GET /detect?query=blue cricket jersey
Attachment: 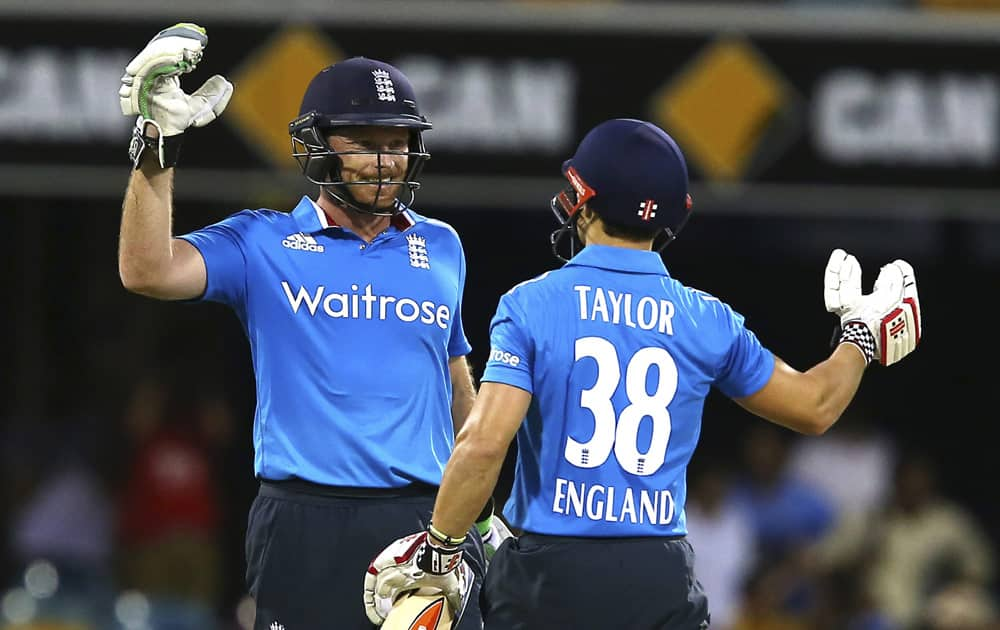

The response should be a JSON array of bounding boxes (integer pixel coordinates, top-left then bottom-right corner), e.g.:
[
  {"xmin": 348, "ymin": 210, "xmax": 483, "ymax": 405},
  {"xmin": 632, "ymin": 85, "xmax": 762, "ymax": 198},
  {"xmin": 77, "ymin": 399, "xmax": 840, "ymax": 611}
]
[
  {"xmin": 482, "ymin": 245, "xmax": 774, "ymax": 537},
  {"xmin": 178, "ymin": 196, "xmax": 471, "ymax": 488}
]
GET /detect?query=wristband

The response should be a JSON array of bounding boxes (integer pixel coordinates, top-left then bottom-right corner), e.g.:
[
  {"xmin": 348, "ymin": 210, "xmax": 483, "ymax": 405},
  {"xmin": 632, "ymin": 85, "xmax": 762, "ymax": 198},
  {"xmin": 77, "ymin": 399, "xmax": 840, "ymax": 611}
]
[
  {"xmin": 475, "ymin": 496, "xmax": 495, "ymax": 536},
  {"xmin": 416, "ymin": 534, "xmax": 464, "ymax": 575},
  {"xmin": 129, "ymin": 118, "xmax": 183, "ymax": 169},
  {"xmin": 427, "ymin": 523, "xmax": 466, "ymax": 548},
  {"xmin": 839, "ymin": 321, "xmax": 875, "ymax": 365}
]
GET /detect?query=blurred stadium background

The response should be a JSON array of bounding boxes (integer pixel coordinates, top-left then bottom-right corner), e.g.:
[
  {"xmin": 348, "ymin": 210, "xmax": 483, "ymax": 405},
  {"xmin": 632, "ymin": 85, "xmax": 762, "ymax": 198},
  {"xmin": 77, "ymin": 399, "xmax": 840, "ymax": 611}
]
[{"xmin": 1, "ymin": 1, "xmax": 998, "ymax": 628}]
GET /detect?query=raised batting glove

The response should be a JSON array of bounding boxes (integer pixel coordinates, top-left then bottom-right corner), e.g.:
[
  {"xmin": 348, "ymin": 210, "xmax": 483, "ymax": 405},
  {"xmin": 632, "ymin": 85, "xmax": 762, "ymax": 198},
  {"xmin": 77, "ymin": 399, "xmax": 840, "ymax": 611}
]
[
  {"xmin": 824, "ymin": 249, "xmax": 921, "ymax": 366},
  {"xmin": 364, "ymin": 531, "xmax": 471, "ymax": 626},
  {"xmin": 119, "ymin": 23, "xmax": 233, "ymax": 169}
]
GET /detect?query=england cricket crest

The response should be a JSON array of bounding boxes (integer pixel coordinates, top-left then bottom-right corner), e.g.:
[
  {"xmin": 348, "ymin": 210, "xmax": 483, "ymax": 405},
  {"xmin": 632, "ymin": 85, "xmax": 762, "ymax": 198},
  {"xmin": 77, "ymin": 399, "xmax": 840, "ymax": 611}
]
[
  {"xmin": 373, "ymin": 68, "xmax": 396, "ymax": 102},
  {"xmin": 406, "ymin": 233, "xmax": 430, "ymax": 269}
]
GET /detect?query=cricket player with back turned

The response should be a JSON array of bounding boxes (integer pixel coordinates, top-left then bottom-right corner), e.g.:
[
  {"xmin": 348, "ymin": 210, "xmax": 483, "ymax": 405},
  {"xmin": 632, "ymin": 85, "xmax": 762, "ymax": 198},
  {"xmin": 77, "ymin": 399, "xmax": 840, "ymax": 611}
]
[{"xmin": 365, "ymin": 118, "xmax": 922, "ymax": 629}]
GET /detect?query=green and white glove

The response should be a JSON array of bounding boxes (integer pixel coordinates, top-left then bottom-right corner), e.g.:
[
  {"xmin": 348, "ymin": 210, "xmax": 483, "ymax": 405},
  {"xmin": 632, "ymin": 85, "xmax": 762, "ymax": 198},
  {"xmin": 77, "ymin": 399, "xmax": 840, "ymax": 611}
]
[
  {"xmin": 119, "ymin": 22, "xmax": 233, "ymax": 169},
  {"xmin": 475, "ymin": 497, "xmax": 516, "ymax": 563}
]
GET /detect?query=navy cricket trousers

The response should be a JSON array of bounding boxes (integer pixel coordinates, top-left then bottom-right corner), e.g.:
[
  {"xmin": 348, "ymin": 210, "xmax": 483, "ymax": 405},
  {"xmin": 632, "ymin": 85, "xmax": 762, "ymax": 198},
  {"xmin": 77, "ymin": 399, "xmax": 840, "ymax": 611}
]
[
  {"xmin": 245, "ymin": 479, "xmax": 485, "ymax": 630},
  {"xmin": 482, "ymin": 533, "xmax": 710, "ymax": 630}
]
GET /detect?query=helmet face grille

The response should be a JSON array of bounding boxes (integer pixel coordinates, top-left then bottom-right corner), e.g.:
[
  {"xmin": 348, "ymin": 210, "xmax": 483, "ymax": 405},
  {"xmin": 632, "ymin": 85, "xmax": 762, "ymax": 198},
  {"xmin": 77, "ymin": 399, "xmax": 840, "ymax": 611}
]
[
  {"xmin": 290, "ymin": 125, "xmax": 430, "ymax": 216},
  {"xmin": 551, "ymin": 167, "xmax": 596, "ymax": 224},
  {"xmin": 548, "ymin": 167, "xmax": 597, "ymax": 263}
]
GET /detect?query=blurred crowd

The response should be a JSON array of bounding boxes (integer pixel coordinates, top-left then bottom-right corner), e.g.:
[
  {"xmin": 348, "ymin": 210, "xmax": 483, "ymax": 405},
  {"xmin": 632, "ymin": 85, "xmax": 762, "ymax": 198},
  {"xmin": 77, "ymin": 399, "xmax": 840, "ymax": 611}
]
[
  {"xmin": 0, "ymin": 376, "xmax": 252, "ymax": 630},
  {"xmin": 1, "ymin": 376, "xmax": 996, "ymax": 629},
  {"xmin": 686, "ymin": 420, "xmax": 998, "ymax": 630}
]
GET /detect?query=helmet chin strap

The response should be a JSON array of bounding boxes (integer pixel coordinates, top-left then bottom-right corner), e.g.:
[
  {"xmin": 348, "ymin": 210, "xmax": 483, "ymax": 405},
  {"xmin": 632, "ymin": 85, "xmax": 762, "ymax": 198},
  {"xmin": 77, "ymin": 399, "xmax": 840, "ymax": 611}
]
[{"xmin": 651, "ymin": 228, "xmax": 676, "ymax": 253}]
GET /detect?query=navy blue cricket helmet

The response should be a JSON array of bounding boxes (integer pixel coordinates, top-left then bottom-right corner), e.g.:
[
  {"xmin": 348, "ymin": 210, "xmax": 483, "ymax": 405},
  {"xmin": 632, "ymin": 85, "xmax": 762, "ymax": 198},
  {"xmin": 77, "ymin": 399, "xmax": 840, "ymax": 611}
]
[
  {"xmin": 289, "ymin": 57, "xmax": 432, "ymax": 215},
  {"xmin": 551, "ymin": 118, "xmax": 693, "ymax": 261}
]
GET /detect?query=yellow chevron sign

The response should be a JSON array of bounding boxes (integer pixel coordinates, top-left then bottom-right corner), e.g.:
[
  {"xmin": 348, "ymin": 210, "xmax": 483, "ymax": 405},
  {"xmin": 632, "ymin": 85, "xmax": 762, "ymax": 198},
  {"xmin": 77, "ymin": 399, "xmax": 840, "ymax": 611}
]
[
  {"xmin": 651, "ymin": 38, "xmax": 799, "ymax": 181},
  {"xmin": 226, "ymin": 27, "xmax": 344, "ymax": 168}
]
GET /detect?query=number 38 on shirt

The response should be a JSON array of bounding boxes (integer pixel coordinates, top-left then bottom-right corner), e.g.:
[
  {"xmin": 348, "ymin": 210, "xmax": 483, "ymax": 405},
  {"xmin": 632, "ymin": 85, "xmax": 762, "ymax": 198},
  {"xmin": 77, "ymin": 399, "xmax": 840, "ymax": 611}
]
[{"xmin": 566, "ymin": 337, "xmax": 677, "ymax": 477}]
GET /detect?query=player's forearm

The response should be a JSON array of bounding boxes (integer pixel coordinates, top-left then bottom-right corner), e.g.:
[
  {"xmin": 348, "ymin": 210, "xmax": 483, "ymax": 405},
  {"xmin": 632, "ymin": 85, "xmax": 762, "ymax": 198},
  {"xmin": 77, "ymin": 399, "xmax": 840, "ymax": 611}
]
[
  {"xmin": 741, "ymin": 346, "xmax": 867, "ymax": 436},
  {"xmin": 451, "ymin": 387, "xmax": 475, "ymax": 435},
  {"xmin": 450, "ymin": 357, "xmax": 477, "ymax": 434},
  {"xmin": 435, "ymin": 382, "xmax": 528, "ymax": 538},
  {"xmin": 432, "ymin": 438, "xmax": 506, "ymax": 540},
  {"xmin": 803, "ymin": 344, "xmax": 867, "ymax": 432},
  {"xmin": 119, "ymin": 162, "xmax": 177, "ymax": 293}
]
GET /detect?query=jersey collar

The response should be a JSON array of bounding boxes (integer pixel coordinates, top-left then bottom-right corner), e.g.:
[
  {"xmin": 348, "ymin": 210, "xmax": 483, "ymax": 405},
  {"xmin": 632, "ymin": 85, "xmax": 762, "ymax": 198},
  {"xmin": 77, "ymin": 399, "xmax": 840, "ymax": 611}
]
[
  {"xmin": 564, "ymin": 244, "xmax": 669, "ymax": 276},
  {"xmin": 291, "ymin": 196, "xmax": 419, "ymax": 234}
]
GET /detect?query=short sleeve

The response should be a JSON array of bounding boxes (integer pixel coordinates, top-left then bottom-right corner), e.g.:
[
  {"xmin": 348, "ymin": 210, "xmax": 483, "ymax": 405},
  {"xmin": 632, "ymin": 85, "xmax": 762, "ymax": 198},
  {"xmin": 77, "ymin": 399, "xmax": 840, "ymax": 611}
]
[
  {"xmin": 177, "ymin": 210, "xmax": 255, "ymax": 307},
  {"xmin": 714, "ymin": 307, "xmax": 775, "ymax": 399},
  {"xmin": 481, "ymin": 292, "xmax": 534, "ymax": 393}
]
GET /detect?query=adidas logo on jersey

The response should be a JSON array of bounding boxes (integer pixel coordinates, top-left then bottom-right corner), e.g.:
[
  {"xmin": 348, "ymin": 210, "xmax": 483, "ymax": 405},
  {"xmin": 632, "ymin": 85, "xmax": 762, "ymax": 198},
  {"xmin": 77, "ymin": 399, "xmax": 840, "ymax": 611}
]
[
  {"xmin": 406, "ymin": 233, "xmax": 430, "ymax": 269},
  {"xmin": 282, "ymin": 232, "xmax": 325, "ymax": 253}
]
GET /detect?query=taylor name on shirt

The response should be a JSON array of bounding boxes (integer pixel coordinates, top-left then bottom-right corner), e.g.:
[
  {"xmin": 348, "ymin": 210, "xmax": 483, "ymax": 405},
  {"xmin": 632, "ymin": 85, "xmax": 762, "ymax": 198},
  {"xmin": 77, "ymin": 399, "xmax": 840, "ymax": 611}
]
[{"xmin": 574, "ymin": 285, "xmax": 675, "ymax": 334}]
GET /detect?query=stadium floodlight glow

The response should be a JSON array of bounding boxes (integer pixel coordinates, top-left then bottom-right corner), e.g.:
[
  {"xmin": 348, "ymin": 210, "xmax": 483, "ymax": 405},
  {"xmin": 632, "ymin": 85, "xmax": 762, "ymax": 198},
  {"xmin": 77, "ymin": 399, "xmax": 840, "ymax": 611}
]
[{"xmin": 23, "ymin": 560, "xmax": 58, "ymax": 599}]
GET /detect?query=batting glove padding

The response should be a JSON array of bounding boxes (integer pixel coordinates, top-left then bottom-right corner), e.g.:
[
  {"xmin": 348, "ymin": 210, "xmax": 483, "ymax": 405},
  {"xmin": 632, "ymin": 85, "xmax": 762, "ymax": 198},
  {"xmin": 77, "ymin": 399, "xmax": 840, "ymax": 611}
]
[
  {"xmin": 824, "ymin": 249, "xmax": 921, "ymax": 366},
  {"xmin": 364, "ymin": 531, "xmax": 471, "ymax": 626},
  {"xmin": 824, "ymin": 248, "xmax": 863, "ymax": 316},
  {"xmin": 119, "ymin": 23, "xmax": 233, "ymax": 168}
]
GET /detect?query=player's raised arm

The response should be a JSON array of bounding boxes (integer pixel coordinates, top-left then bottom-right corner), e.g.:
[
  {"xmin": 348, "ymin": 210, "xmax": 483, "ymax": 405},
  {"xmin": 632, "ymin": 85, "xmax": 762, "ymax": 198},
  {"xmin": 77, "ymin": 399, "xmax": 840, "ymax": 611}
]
[
  {"xmin": 117, "ymin": 23, "xmax": 232, "ymax": 300},
  {"xmin": 736, "ymin": 249, "xmax": 921, "ymax": 435}
]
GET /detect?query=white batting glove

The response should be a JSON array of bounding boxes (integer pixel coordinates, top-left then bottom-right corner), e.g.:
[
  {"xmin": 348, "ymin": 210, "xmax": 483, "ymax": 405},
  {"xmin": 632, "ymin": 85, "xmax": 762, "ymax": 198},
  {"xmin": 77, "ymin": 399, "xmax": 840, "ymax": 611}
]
[
  {"xmin": 119, "ymin": 23, "xmax": 233, "ymax": 168},
  {"xmin": 824, "ymin": 249, "xmax": 922, "ymax": 366},
  {"xmin": 824, "ymin": 248, "xmax": 863, "ymax": 316},
  {"xmin": 363, "ymin": 531, "xmax": 471, "ymax": 626}
]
